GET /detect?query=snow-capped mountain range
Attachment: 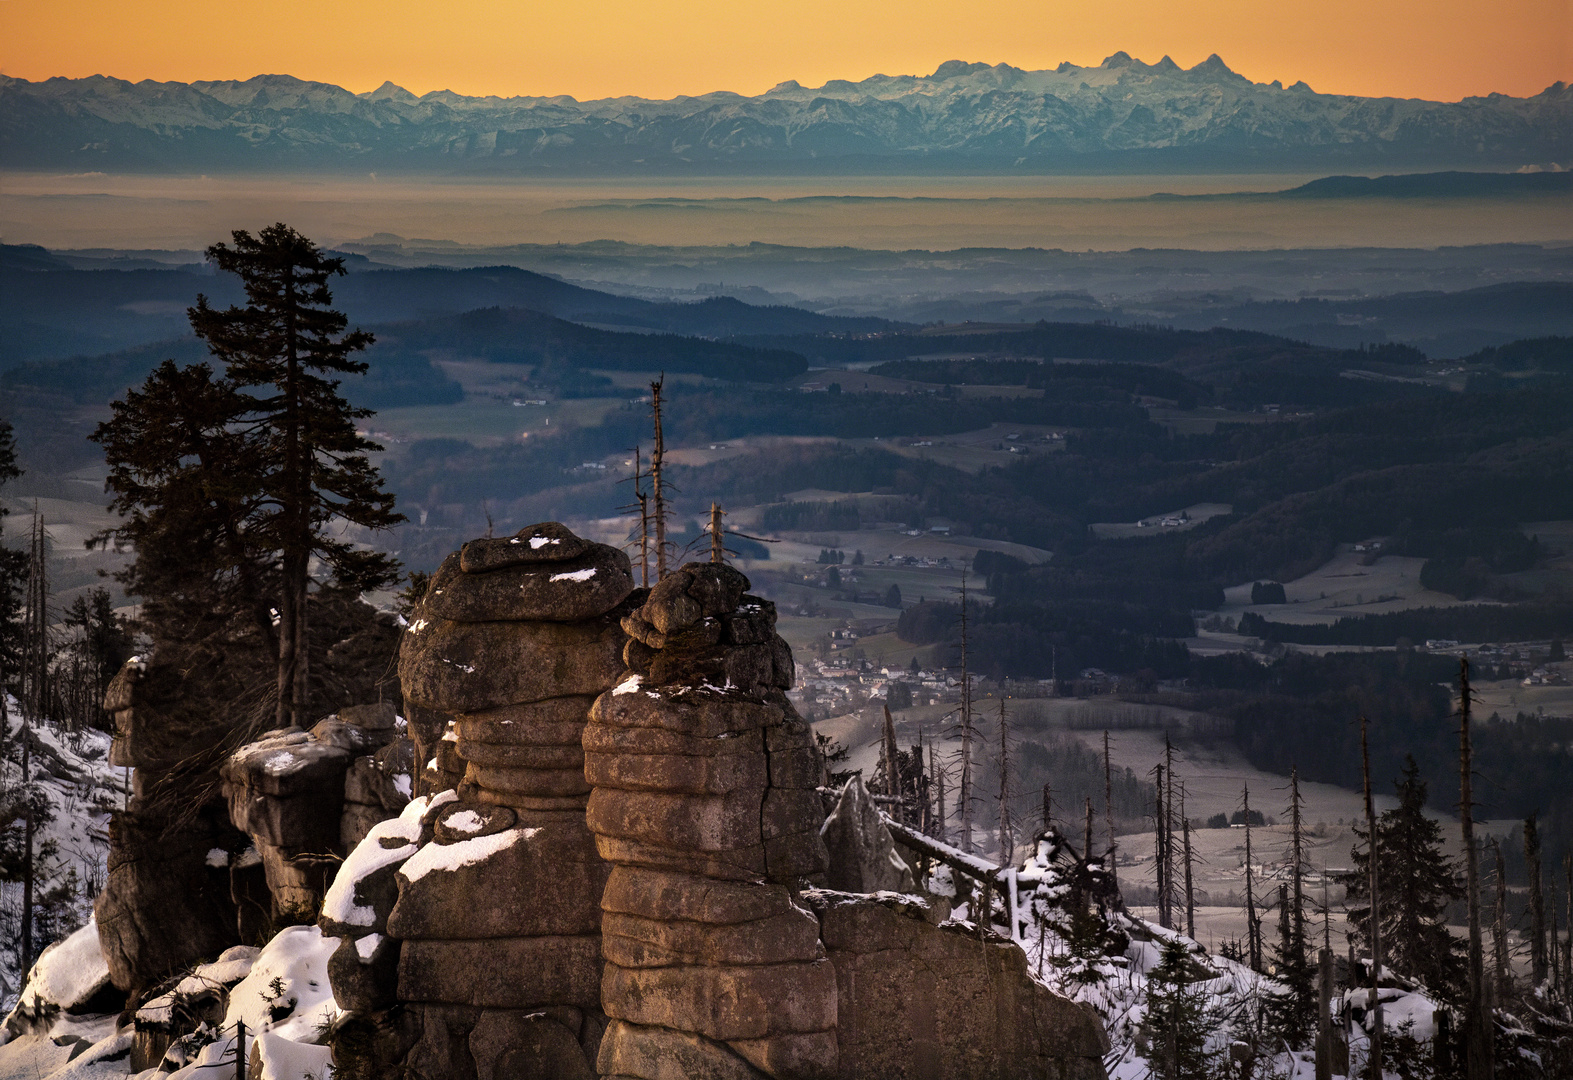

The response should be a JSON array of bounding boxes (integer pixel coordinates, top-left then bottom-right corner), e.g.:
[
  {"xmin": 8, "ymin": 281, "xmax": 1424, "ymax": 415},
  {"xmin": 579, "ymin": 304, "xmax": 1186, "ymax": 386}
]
[{"xmin": 2, "ymin": 54, "xmax": 1568, "ymax": 173}]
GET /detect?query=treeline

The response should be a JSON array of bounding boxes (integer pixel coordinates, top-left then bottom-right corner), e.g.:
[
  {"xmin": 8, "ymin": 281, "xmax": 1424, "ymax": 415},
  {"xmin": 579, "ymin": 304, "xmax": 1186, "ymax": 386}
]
[
  {"xmin": 1237, "ymin": 602, "xmax": 1573, "ymax": 647},
  {"xmin": 658, "ymin": 386, "xmax": 1153, "ymax": 442},
  {"xmin": 869, "ymin": 357, "xmax": 1208, "ymax": 405},
  {"xmin": 760, "ymin": 500, "xmax": 862, "ymax": 532},
  {"xmin": 1184, "ymin": 650, "xmax": 1573, "ymax": 868},
  {"xmin": 0, "ymin": 335, "xmax": 464, "ymax": 409},
  {"xmin": 896, "ymin": 598, "xmax": 1193, "ymax": 681},
  {"xmin": 1461, "ymin": 335, "xmax": 1573, "ymax": 371},
  {"xmin": 371, "ymin": 306, "xmax": 809, "ymax": 382}
]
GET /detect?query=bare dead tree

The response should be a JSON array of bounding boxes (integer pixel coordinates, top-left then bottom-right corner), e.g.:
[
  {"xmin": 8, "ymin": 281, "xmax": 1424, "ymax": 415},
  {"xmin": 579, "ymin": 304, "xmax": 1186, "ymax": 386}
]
[
  {"xmin": 1550, "ymin": 878, "xmax": 1561, "ymax": 994},
  {"xmin": 932, "ymin": 737, "xmax": 947, "ymax": 844},
  {"xmin": 1155, "ymin": 763, "xmax": 1170, "ymax": 929},
  {"xmin": 1291, "ymin": 766, "xmax": 1308, "ymax": 964},
  {"xmin": 1492, "ymin": 839, "xmax": 1512, "ymax": 1004},
  {"xmin": 997, "ymin": 697, "xmax": 1013, "ymax": 864},
  {"xmin": 1103, "ymin": 730, "xmax": 1117, "ymax": 889},
  {"xmin": 1181, "ymin": 784, "xmax": 1195, "ymax": 939},
  {"xmin": 1359, "ymin": 715, "xmax": 1383, "ymax": 1080},
  {"xmin": 649, "ymin": 377, "xmax": 669, "ymax": 580},
  {"xmin": 1565, "ymin": 855, "xmax": 1572, "ymax": 992},
  {"xmin": 1042, "ymin": 781, "xmax": 1052, "ymax": 832},
  {"xmin": 1526, "ymin": 813, "xmax": 1548, "ymax": 986},
  {"xmin": 1243, "ymin": 782, "xmax": 1260, "ymax": 970},
  {"xmin": 1459, "ymin": 660, "xmax": 1495, "ymax": 1080},
  {"xmin": 709, "ymin": 503, "xmax": 725, "ymax": 565},
  {"xmin": 1163, "ymin": 734, "xmax": 1177, "ymax": 929},
  {"xmin": 956, "ymin": 573, "xmax": 974, "ymax": 854}
]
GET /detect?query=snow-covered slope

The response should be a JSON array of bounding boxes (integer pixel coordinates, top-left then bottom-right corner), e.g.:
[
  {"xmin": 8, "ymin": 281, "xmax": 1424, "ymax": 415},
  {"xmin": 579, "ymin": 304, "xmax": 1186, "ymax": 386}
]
[{"xmin": 3, "ymin": 55, "xmax": 1567, "ymax": 172}]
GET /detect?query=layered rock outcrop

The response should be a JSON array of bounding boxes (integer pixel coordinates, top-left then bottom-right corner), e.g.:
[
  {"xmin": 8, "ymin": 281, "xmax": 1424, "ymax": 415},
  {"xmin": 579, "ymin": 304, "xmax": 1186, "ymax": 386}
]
[
  {"xmin": 95, "ymin": 658, "xmax": 254, "ymax": 997},
  {"xmin": 219, "ymin": 705, "xmax": 405, "ymax": 922},
  {"xmin": 375, "ymin": 523, "xmax": 636, "ymax": 1078},
  {"xmin": 586, "ymin": 561, "xmax": 837, "ymax": 1080},
  {"xmin": 804, "ymin": 891, "xmax": 1110, "ymax": 1080}
]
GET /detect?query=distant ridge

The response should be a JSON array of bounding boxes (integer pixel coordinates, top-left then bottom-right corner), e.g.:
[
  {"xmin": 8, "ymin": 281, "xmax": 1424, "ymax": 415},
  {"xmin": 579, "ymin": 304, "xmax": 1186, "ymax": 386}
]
[
  {"xmin": 1283, "ymin": 171, "xmax": 1573, "ymax": 198},
  {"xmin": 0, "ymin": 58, "xmax": 1568, "ymax": 174}
]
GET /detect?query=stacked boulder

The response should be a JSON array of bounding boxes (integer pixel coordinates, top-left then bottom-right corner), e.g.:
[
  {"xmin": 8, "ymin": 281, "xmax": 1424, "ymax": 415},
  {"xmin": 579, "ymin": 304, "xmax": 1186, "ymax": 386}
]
[
  {"xmin": 219, "ymin": 706, "xmax": 405, "ymax": 923},
  {"xmin": 585, "ymin": 561, "xmax": 837, "ymax": 1080},
  {"xmin": 387, "ymin": 523, "xmax": 635, "ymax": 1078}
]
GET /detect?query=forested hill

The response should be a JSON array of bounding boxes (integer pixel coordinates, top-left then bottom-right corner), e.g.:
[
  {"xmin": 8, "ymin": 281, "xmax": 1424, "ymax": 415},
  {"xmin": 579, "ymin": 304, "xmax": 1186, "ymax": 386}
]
[{"xmin": 0, "ymin": 252, "xmax": 903, "ymax": 367}]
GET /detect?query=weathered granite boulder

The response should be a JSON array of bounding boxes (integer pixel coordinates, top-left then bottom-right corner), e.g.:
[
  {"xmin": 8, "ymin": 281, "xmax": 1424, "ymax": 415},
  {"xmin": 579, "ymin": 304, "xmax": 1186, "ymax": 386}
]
[
  {"xmin": 388, "ymin": 814, "xmax": 608, "ymax": 940},
  {"xmin": 425, "ymin": 545, "xmax": 636, "ymax": 623},
  {"xmin": 819, "ymin": 775, "xmax": 917, "ymax": 895},
  {"xmin": 400, "ymin": 614, "xmax": 630, "ymax": 713},
  {"xmin": 386, "ymin": 524, "xmax": 630, "ymax": 1080},
  {"xmin": 803, "ymin": 890, "xmax": 1110, "ymax": 1080},
  {"xmin": 459, "ymin": 521, "xmax": 593, "ymax": 573},
  {"xmin": 598, "ymin": 1020, "xmax": 769, "ymax": 1080},
  {"xmin": 588, "ymin": 560, "xmax": 836, "ymax": 1079},
  {"xmin": 94, "ymin": 803, "xmax": 245, "ymax": 995}
]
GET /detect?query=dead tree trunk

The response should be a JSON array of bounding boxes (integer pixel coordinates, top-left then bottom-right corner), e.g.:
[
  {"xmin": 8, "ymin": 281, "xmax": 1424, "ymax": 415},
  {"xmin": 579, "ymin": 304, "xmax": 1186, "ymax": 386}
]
[
  {"xmin": 957, "ymin": 575, "xmax": 974, "ymax": 854},
  {"xmin": 1492, "ymin": 840, "xmax": 1511, "ymax": 1004},
  {"xmin": 1155, "ymin": 764, "xmax": 1170, "ymax": 929},
  {"xmin": 649, "ymin": 378, "xmax": 668, "ymax": 580},
  {"xmin": 997, "ymin": 698, "xmax": 1012, "ymax": 864},
  {"xmin": 1103, "ymin": 730, "xmax": 1117, "ymax": 889},
  {"xmin": 1163, "ymin": 735, "xmax": 1176, "ymax": 927},
  {"xmin": 1316, "ymin": 945, "xmax": 1335, "ymax": 1080},
  {"xmin": 709, "ymin": 503, "xmax": 725, "ymax": 565},
  {"xmin": 1459, "ymin": 659, "xmax": 1495, "ymax": 1080},
  {"xmin": 1244, "ymin": 782, "xmax": 1260, "ymax": 970},
  {"xmin": 1360, "ymin": 715, "xmax": 1383, "ymax": 1080},
  {"xmin": 1525, "ymin": 813, "xmax": 1547, "ymax": 987},
  {"xmin": 1291, "ymin": 767, "xmax": 1308, "ymax": 963},
  {"xmin": 1181, "ymin": 785, "xmax": 1195, "ymax": 939},
  {"xmin": 933, "ymin": 740, "xmax": 947, "ymax": 844}
]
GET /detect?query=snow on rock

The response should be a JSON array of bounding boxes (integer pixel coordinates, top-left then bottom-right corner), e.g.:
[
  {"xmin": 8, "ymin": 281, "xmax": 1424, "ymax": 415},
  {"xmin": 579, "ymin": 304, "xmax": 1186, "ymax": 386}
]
[
  {"xmin": 398, "ymin": 827, "xmax": 536, "ymax": 884},
  {"xmin": 548, "ymin": 568, "xmax": 596, "ymax": 583},
  {"xmin": 9, "ymin": 918, "xmax": 108, "ymax": 1022},
  {"xmin": 134, "ymin": 946, "xmax": 259, "ymax": 1027},
  {"xmin": 163, "ymin": 925, "xmax": 341, "ymax": 1080},
  {"xmin": 319, "ymin": 815, "xmax": 421, "ymax": 928},
  {"xmin": 254, "ymin": 1029, "xmax": 334, "ymax": 1080}
]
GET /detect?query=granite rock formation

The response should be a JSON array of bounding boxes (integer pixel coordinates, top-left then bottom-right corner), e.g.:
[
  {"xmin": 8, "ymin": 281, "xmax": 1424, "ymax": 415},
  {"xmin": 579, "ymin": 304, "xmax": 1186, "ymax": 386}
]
[
  {"xmin": 219, "ymin": 705, "xmax": 405, "ymax": 923},
  {"xmin": 370, "ymin": 523, "xmax": 636, "ymax": 1079},
  {"xmin": 804, "ymin": 891, "xmax": 1110, "ymax": 1080},
  {"xmin": 586, "ymin": 560, "xmax": 836, "ymax": 1079},
  {"xmin": 94, "ymin": 657, "xmax": 254, "ymax": 996}
]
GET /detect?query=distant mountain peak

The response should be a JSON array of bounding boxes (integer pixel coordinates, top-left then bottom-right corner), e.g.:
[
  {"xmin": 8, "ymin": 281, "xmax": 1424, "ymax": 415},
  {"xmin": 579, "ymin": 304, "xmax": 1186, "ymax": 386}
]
[
  {"xmin": 1189, "ymin": 54, "xmax": 1247, "ymax": 82},
  {"xmin": 364, "ymin": 80, "xmax": 418, "ymax": 103},
  {"xmin": 930, "ymin": 60, "xmax": 993, "ymax": 80},
  {"xmin": 3, "ymin": 61, "xmax": 1564, "ymax": 173}
]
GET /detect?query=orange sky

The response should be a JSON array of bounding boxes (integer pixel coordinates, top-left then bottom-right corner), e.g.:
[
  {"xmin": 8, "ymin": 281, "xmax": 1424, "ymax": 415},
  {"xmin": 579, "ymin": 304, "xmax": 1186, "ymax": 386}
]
[{"xmin": 1, "ymin": 0, "xmax": 1568, "ymax": 103}]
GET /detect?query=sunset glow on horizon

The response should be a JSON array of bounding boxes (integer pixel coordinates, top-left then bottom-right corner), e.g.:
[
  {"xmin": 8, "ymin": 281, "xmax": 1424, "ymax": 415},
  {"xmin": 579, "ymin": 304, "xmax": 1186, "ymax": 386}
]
[{"xmin": 1, "ymin": 0, "xmax": 1568, "ymax": 104}]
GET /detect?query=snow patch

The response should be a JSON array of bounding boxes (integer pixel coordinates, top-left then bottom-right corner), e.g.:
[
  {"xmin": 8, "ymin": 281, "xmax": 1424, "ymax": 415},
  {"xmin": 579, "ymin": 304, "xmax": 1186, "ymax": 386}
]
[
  {"xmin": 399, "ymin": 828, "xmax": 537, "ymax": 884},
  {"xmin": 549, "ymin": 568, "xmax": 596, "ymax": 583},
  {"xmin": 442, "ymin": 810, "xmax": 486, "ymax": 835},
  {"xmin": 205, "ymin": 848, "xmax": 229, "ymax": 869},
  {"xmin": 354, "ymin": 934, "xmax": 383, "ymax": 963},
  {"xmin": 14, "ymin": 918, "xmax": 108, "ymax": 1015},
  {"xmin": 612, "ymin": 675, "xmax": 643, "ymax": 696},
  {"xmin": 529, "ymin": 536, "xmax": 559, "ymax": 549},
  {"xmin": 320, "ymin": 817, "xmax": 420, "ymax": 927}
]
